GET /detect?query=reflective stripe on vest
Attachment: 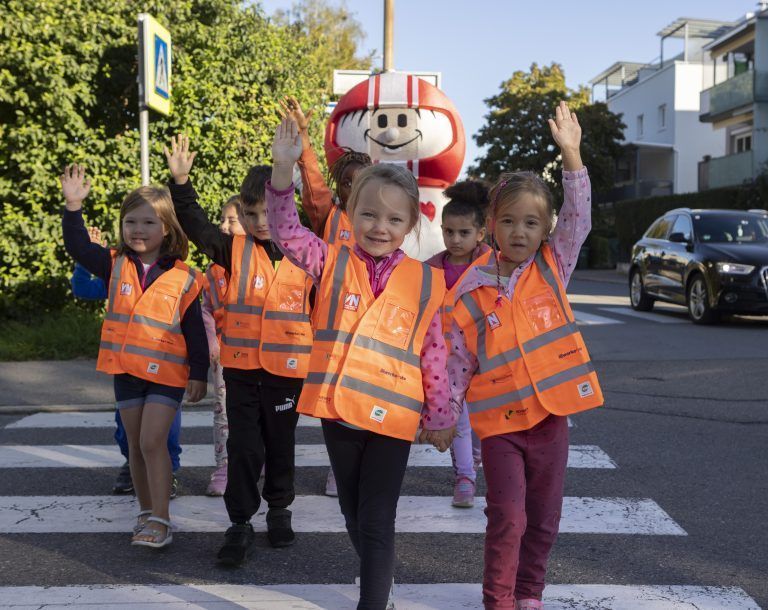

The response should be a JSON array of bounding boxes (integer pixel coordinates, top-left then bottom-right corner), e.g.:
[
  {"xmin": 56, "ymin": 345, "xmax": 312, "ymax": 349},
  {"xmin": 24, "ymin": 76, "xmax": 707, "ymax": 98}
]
[
  {"xmin": 324, "ymin": 206, "xmax": 354, "ymax": 247},
  {"xmin": 219, "ymin": 235, "xmax": 312, "ymax": 375}
]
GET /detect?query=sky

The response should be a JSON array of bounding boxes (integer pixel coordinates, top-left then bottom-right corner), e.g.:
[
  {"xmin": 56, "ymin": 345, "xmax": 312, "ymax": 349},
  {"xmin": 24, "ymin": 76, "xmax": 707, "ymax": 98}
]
[{"xmin": 258, "ymin": 0, "xmax": 744, "ymax": 173}]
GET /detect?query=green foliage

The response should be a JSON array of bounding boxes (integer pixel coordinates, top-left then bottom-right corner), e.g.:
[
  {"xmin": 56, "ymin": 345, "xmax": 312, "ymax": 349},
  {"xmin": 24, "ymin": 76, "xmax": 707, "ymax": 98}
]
[
  {"xmin": 0, "ymin": 0, "xmax": 335, "ymax": 311},
  {"xmin": 469, "ymin": 63, "xmax": 625, "ymax": 202}
]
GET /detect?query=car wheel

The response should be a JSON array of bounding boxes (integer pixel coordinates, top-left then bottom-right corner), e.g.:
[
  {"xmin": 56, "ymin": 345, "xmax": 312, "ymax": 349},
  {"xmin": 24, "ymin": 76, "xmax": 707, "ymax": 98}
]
[
  {"xmin": 686, "ymin": 275, "xmax": 720, "ymax": 325},
  {"xmin": 629, "ymin": 269, "xmax": 654, "ymax": 311}
]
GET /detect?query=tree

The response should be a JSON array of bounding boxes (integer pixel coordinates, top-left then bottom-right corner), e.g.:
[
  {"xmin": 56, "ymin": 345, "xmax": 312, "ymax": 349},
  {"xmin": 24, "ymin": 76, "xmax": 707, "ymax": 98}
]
[
  {"xmin": 0, "ymin": 0, "xmax": 341, "ymax": 315},
  {"xmin": 469, "ymin": 63, "xmax": 625, "ymax": 202}
]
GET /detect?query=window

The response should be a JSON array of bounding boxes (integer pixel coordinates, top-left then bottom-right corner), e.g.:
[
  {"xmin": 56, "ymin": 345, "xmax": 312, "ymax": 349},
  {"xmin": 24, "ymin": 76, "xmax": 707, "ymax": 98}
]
[
  {"xmin": 637, "ymin": 114, "xmax": 644, "ymax": 138},
  {"xmin": 733, "ymin": 132, "xmax": 752, "ymax": 153},
  {"xmin": 646, "ymin": 215, "xmax": 674, "ymax": 239},
  {"xmin": 671, "ymin": 214, "xmax": 692, "ymax": 241},
  {"xmin": 658, "ymin": 104, "xmax": 666, "ymax": 130},
  {"xmin": 693, "ymin": 213, "xmax": 768, "ymax": 243}
]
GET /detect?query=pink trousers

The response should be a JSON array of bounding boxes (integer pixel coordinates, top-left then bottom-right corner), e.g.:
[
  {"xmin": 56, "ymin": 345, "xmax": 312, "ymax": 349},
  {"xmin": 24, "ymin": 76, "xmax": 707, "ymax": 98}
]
[{"xmin": 480, "ymin": 414, "xmax": 569, "ymax": 609}]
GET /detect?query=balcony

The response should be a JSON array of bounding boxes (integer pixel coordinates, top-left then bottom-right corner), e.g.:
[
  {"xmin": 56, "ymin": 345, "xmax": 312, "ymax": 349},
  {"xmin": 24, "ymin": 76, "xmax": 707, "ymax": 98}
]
[
  {"xmin": 698, "ymin": 150, "xmax": 753, "ymax": 190},
  {"xmin": 699, "ymin": 69, "xmax": 768, "ymax": 122}
]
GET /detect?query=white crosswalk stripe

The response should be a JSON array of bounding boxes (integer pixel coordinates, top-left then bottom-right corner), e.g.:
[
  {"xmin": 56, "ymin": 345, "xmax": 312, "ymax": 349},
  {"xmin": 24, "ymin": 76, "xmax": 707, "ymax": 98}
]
[{"xmin": 0, "ymin": 410, "xmax": 760, "ymax": 609}]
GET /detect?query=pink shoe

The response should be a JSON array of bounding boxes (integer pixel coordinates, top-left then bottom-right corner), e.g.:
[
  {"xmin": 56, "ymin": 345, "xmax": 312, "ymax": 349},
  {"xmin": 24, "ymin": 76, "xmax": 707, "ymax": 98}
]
[
  {"xmin": 516, "ymin": 599, "xmax": 544, "ymax": 609},
  {"xmin": 206, "ymin": 464, "xmax": 227, "ymax": 496},
  {"xmin": 451, "ymin": 476, "xmax": 475, "ymax": 508}
]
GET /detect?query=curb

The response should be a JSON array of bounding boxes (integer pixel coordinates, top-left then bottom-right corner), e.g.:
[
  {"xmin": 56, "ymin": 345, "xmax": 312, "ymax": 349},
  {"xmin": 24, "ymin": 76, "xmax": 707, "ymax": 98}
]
[{"xmin": 0, "ymin": 398, "xmax": 216, "ymax": 416}]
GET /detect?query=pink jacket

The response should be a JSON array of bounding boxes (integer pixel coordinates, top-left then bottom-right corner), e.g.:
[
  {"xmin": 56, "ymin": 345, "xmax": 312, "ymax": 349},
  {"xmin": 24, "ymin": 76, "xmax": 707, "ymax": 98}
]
[{"xmin": 266, "ymin": 181, "xmax": 455, "ymax": 431}]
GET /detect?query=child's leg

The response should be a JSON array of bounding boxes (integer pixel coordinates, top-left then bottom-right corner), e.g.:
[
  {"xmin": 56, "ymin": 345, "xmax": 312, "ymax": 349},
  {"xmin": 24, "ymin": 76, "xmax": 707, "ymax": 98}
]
[
  {"xmin": 514, "ymin": 415, "xmax": 569, "ymax": 602},
  {"xmin": 481, "ymin": 432, "xmax": 527, "ymax": 610},
  {"xmin": 450, "ymin": 405, "xmax": 476, "ymax": 481},
  {"xmin": 114, "ymin": 410, "xmax": 129, "ymax": 461},
  {"xmin": 259, "ymin": 384, "xmax": 300, "ymax": 509},
  {"xmin": 212, "ymin": 361, "xmax": 228, "ymax": 467},
  {"xmin": 167, "ymin": 409, "xmax": 182, "ymax": 473},
  {"xmin": 357, "ymin": 431, "xmax": 411, "ymax": 609},
  {"xmin": 118, "ymin": 405, "xmax": 149, "ymax": 509}
]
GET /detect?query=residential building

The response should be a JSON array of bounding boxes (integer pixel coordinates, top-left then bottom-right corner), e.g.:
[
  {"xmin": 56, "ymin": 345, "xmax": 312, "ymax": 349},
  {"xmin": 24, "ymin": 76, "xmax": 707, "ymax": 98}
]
[{"xmin": 590, "ymin": 18, "xmax": 734, "ymax": 202}]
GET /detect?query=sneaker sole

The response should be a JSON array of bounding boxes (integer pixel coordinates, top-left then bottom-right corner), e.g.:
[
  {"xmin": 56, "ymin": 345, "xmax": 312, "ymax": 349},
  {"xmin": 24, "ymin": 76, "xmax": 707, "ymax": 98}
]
[
  {"xmin": 113, "ymin": 488, "xmax": 134, "ymax": 495},
  {"xmin": 452, "ymin": 500, "xmax": 475, "ymax": 508}
]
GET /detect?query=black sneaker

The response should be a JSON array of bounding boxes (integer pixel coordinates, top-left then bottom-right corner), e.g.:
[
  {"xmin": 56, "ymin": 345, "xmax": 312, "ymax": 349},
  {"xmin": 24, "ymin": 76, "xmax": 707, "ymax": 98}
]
[
  {"xmin": 266, "ymin": 508, "xmax": 295, "ymax": 548},
  {"xmin": 112, "ymin": 462, "xmax": 134, "ymax": 495},
  {"xmin": 217, "ymin": 523, "xmax": 256, "ymax": 567},
  {"xmin": 170, "ymin": 474, "xmax": 179, "ymax": 500}
]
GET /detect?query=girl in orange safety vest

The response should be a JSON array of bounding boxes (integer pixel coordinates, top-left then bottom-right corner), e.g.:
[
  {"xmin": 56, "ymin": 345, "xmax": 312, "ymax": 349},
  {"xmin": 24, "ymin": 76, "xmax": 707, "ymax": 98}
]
[
  {"xmin": 268, "ymin": 117, "xmax": 456, "ymax": 610},
  {"xmin": 201, "ymin": 196, "xmax": 245, "ymax": 497},
  {"xmin": 447, "ymin": 102, "xmax": 603, "ymax": 610},
  {"xmin": 425, "ymin": 180, "xmax": 492, "ymax": 510},
  {"xmin": 61, "ymin": 165, "xmax": 208, "ymax": 550}
]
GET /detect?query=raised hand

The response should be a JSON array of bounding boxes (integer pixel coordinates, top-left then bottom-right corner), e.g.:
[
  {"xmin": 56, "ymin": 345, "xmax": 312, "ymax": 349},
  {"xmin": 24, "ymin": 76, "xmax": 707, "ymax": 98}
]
[
  {"xmin": 279, "ymin": 96, "xmax": 313, "ymax": 133},
  {"xmin": 60, "ymin": 164, "xmax": 91, "ymax": 211},
  {"xmin": 163, "ymin": 134, "xmax": 197, "ymax": 184},
  {"xmin": 548, "ymin": 101, "xmax": 583, "ymax": 171},
  {"xmin": 272, "ymin": 117, "xmax": 303, "ymax": 168}
]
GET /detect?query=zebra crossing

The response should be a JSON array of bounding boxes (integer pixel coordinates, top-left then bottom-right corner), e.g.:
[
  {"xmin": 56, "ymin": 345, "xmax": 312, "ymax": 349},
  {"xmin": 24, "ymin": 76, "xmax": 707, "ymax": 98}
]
[
  {"xmin": 567, "ymin": 294, "xmax": 689, "ymax": 326},
  {"xmin": 0, "ymin": 409, "xmax": 761, "ymax": 609}
]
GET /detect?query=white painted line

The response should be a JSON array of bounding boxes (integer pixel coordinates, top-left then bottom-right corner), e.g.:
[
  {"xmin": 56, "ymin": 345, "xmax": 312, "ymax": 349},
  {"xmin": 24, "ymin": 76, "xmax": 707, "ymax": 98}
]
[
  {"xmin": 0, "ymin": 583, "xmax": 757, "ymax": 609},
  {"xmin": 0, "ymin": 444, "xmax": 614, "ymax": 469},
  {"xmin": 573, "ymin": 309, "xmax": 624, "ymax": 326},
  {"xmin": 6, "ymin": 412, "xmax": 320, "ymax": 429},
  {"xmin": 599, "ymin": 306, "xmax": 687, "ymax": 324},
  {"xmin": 0, "ymin": 495, "xmax": 685, "ymax": 535},
  {"xmin": 568, "ymin": 294, "xmax": 631, "ymax": 306}
]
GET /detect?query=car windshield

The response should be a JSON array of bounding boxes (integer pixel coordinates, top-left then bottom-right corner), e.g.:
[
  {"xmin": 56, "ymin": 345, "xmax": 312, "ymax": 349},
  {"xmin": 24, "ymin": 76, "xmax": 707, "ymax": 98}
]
[{"xmin": 693, "ymin": 214, "xmax": 768, "ymax": 243}]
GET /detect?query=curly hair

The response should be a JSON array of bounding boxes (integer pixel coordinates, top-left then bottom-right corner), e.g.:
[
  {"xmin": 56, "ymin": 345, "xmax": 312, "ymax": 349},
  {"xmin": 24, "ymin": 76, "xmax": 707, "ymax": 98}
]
[{"xmin": 327, "ymin": 148, "xmax": 372, "ymax": 198}]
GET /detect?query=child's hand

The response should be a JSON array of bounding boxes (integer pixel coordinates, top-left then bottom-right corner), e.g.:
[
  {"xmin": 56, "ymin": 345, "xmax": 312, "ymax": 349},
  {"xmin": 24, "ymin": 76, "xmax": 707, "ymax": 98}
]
[
  {"xmin": 279, "ymin": 96, "xmax": 313, "ymax": 133},
  {"xmin": 60, "ymin": 164, "xmax": 91, "ymax": 211},
  {"xmin": 185, "ymin": 379, "xmax": 207, "ymax": 403},
  {"xmin": 548, "ymin": 101, "xmax": 583, "ymax": 171},
  {"xmin": 271, "ymin": 117, "xmax": 302, "ymax": 191},
  {"xmin": 419, "ymin": 426, "xmax": 456, "ymax": 452},
  {"xmin": 87, "ymin": 226, "xmax": 105, "ymax": 246},
  {"xmin": 163, "ymin": 134, "xmax": 197, "ymax": 185}
]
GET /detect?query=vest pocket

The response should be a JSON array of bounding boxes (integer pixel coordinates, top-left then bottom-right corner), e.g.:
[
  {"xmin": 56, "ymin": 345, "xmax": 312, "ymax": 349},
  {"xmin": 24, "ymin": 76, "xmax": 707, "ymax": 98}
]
[
  {"xmin": 138, "ymin": 289, "xmax": 178, "ymax": 325},
  {"xmin": 277, "ymin": 283, "xmax": 305, "ymax": 312},
  {"xmin": 372, "ymin": 300, "xmax": 415, "ymax": 350},
  {"xmin": 521, "ymin": 291, "xmax": 563, "ymax": 334}
]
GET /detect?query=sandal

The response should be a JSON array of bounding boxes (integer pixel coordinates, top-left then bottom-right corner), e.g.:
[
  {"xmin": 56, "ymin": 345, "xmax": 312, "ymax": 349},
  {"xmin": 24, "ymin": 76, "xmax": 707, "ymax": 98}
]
[
  {"xmin": 131, "ymin": 516, "xmax": 173, "ymax": 548},
  {"xmin": 133, "ymin": 510, "xmax": 153, "ymax": 536}
]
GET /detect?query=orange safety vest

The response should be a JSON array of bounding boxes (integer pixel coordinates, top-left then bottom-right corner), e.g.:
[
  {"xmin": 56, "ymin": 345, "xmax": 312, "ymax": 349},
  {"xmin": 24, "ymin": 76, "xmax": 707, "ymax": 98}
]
[
  {"xmin": 323, "ymin": 206, "xmax": 355, "ymax": 248},
  {"xmin": 203, "ymin": 263, "xmax": 228, "ymax": 337},
  {"xmin": 452, "ymin": 245, "xmax": 603, "ymax": 439},
  {"xmin": 298, "ymin": 246, "xmax": 445, "ymax": 440},
  {"xmin": 220, "ymin": 234, "xmax": 313, "ymax": 377},
  {"xmin": 97, "ymin": 253, "xmax": 203, "ymax": 388}
]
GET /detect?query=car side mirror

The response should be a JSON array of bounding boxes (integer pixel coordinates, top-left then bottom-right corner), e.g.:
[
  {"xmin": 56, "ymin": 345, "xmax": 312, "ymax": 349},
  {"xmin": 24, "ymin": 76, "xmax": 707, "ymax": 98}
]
[{"xmin": 668, "ymin": 232, "xmax": 690, "ymax": 243}]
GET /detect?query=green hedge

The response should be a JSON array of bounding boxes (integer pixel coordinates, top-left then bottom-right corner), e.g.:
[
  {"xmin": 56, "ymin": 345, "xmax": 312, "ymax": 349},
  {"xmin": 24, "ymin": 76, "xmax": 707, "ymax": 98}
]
[{"xmin": 613, "ymin": 178, "xmax": 768, "ymax": 261}]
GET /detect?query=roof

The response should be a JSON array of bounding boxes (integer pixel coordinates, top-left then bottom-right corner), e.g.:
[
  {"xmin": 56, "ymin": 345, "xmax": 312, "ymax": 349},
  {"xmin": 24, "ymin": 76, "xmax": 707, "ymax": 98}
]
[
  {"xmin": 589, "ymin": 61, "xmax": 647, "ymax": 86},
  {"xmin": 657, "ymin": 18, "xmax": 735, "ymax": 40}
]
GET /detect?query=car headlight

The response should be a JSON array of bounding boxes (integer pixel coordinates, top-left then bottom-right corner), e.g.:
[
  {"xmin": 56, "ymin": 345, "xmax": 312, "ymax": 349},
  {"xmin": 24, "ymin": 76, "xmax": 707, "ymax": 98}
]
[{"xmin": 716, "ymin": 262, "xmax": 755, "ymax": 275}]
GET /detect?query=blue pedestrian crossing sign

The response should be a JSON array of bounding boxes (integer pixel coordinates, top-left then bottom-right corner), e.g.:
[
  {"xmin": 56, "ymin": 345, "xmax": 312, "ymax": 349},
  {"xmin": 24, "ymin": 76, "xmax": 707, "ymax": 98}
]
[{"xmin": 139, "ymin": 14, "xmax": 172, "ymax": 116}]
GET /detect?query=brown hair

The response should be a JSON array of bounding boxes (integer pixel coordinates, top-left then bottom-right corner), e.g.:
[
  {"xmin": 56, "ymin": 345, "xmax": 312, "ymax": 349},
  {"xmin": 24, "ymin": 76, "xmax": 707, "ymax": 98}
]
[
  {"xmin": 222, "ymin": 195, "xmax": 241, "ymax": 215},
  {"xmin": 346, "ymin": 164, "xmax": 421, "ymax": 231},
  {"xmin": 442, "ymin": 180, "xmax": 490, "ymax": 228},
  {"xmin": 117, "ymin": 186, "xmax": 189, "ymax": 260},
  {"xmin": 240, "ymin": 165, "xmax": 272, "ymax": 207},
  {"xmin": 487, "ymin": 171, "xmax": 555, "ymax": 234},
  {"xmin": 328, "ymin": 148, "xmax": 372, "ymax": 200}
]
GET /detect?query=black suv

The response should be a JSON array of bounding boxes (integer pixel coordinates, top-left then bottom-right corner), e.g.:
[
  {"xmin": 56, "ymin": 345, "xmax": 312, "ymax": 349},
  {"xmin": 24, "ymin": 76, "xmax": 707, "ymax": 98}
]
[{"xmin": 629, "ymin": 208, "xmax": 768, "ymax": 324}]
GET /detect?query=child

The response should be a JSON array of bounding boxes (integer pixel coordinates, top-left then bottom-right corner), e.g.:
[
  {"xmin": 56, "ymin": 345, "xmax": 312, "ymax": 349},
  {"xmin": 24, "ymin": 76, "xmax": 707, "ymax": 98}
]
[
  {"xmin": 447, "ymin": 102, "xmax": 603, "ymax": 610},
  {"xmin": 268, "ymin": 117, "xmax": 456, "ymax": 610},
  {"xmin": 61, "ymin": 165, "xmax": 208, "ymax": 549},
  {"xmin": 424, "ymin": 181, "xmax": 492, "ymax": 508},
  {"xmin": 164, "ymin": 135, "xmax": 312, "ymax": 566},
  {"xmin": 202, "ymin": 196, "xmax": 245, "ymax": 496},
  {"xmin": 281, "ymin": 98, "xmax": 372, "ymax": 497}
]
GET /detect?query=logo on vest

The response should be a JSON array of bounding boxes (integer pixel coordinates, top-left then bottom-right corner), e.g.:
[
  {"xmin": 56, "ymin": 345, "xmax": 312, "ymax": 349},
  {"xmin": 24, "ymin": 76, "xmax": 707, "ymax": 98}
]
[
  {"xmin": 370, "ymin": 405, "xmax": 387, "ymax": 423},
  {"xmin": 275, "ymin": 396, "xmax": 295, "ymax": 412},
  {"xmin": 253, "ymin": 275, "xmax": 265, "ymax": 289},
  {"xmin": 120, "ymin": 282, "xmax": 132, "ymax": 296},
  {"xmin": 286, "ymin": 357, "xmax": 298, "ymax": 370},
  {"xmin": 486, "ymin": 312, "xmax": 501, "ymax": 330},
  {"xmin": 344, "ymin": 293, "xmax": 361, "ymax": 311},
  {"xmin": 217, "ymin": 278, "xmax": 226, "ymax": 288},
  {"xmin": 146, "ymin": 362, "xmax": 160, "ymax": 375},
  {"xmin": 578, "ymin": 381, "xmax": 594, "ymax": 398},
  {"xmin": 339, "ymin": 229, "xmax": 351, "ymax": 241}
]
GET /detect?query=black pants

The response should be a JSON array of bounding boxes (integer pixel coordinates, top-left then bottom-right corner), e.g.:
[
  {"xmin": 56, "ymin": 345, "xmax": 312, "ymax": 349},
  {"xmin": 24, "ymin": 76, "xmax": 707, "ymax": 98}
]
[
  {"xmin": 223, "ymin": 368, "xmax": 301, "ymax": 524},
  {"xmin": 322, "ymin": 420, "xmax": 411, "ymax": 610}
]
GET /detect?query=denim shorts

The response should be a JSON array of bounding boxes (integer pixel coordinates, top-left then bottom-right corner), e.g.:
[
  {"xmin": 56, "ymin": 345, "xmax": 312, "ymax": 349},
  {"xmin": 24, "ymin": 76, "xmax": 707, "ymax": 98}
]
[{"xmin": 113, "ymin": 373, "xmax": 185, "ymax": 410}]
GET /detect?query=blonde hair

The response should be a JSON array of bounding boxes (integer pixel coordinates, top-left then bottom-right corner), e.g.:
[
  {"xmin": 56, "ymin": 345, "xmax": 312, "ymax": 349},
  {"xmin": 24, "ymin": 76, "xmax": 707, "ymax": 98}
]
[
  {"xmin": 117, "ymin": 186, "xmax": 189, "ymax": 260},
  {"xmin": 488, "ymin": 171, "xmax": 555, "ymax": 234},
  {"xmin": 346, "ymin": 164, "xmax": 421, "ymax": 231}
]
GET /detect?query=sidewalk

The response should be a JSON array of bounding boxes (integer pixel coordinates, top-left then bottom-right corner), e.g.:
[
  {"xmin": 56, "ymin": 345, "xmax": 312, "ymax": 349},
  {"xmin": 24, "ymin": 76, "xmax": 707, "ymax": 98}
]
[
  {"xmin": 572, "ymin": 267, "xmax": 627, "ymax": 285},
  {"xmin": 0, "ymin": 360, "xmax": 214, "ymax": 415}
]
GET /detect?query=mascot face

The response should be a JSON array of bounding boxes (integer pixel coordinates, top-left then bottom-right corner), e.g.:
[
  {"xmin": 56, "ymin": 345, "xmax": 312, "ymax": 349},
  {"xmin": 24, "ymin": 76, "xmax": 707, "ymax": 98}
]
[{"xmin": 325, "ymin": 72, "xmax": 466, "ymax": 260}]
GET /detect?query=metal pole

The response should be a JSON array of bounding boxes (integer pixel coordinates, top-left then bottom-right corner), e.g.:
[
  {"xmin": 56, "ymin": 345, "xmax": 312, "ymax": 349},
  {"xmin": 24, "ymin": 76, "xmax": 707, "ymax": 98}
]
[
  {"xmin": 140, "ymin": 109, "xmax": 150, "ymax": 186},
  {"xmin": 383, "ymin": 0, "xmax": 394, "ymax": 72},
  {"xmin": 684, "ymin": 23, "xmax": 689, "ymax": 62}
]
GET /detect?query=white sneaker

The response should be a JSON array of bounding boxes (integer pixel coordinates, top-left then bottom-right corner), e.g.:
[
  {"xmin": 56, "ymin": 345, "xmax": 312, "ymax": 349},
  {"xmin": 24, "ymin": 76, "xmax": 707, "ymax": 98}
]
[{"xmin": 325, "ymin": 469, "xmax": 338, "ymax": 497}]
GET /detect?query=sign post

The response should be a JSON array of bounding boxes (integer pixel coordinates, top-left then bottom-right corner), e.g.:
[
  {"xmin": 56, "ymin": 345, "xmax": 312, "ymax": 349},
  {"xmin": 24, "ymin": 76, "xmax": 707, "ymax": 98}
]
[{"xmin": 138, "ymin": 14, "xmax": 172, "ymax": 185}]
